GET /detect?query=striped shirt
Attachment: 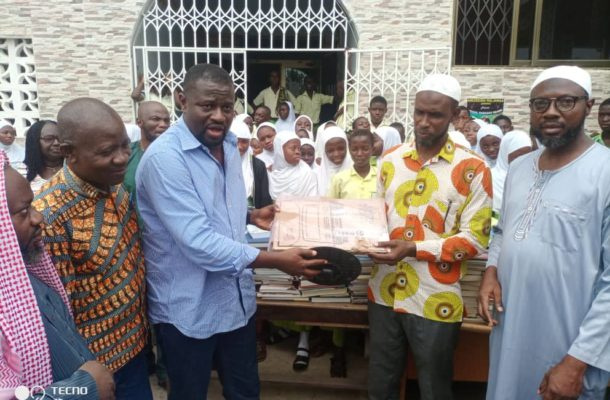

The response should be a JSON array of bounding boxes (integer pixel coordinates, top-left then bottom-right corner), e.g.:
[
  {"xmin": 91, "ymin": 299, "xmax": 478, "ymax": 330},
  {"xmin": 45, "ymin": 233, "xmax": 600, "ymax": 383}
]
[{"xmin": 33, "ymin": 166, "xmax": 148, "ymax": 371}]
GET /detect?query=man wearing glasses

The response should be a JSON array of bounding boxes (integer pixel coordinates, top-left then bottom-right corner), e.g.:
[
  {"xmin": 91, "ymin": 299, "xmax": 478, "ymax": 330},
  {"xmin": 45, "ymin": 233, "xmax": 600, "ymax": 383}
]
[{"xmin": 479, "ymin": 66, "xmax": 610, "ymax": 400}]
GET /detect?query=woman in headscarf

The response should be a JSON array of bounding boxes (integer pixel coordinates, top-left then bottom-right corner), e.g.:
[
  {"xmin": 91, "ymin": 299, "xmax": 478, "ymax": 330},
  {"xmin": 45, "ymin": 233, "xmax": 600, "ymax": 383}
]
[
  {"xmin": 491, "ymin": 129, "xmax": 533, "ymax": 214},
  {"xmin": 316, "ymin": 126, "xmax": 353, "ymax": 196},
  {"xmin": 463, "ymin": 118, "xmax": 486, "ymax": 150},
  {"xmin": 314, "ymin": 121, "xmax": 337, "ymax": 164},
  {"xmin": 0, "ymin": 121, "xmax": 25, "ymax": 171},
  {"xmin": 476, "ymin": 123, "xmax": 503, "ymax": 168},
  {"xmin": 294, "ymin": 115, "xmax": 313, "ymax": 140},
  {"xmin": 255, "ymin": 122, "xmax": 277, "ymax": 169},
  {"xmin": 268, "ymin": 131, "xmax": 317, "ymax": 200},
  {"xmin": 274, "ymin": 101, "xmax": 296, "ymax": 133},
  {"xmin": 232, "ymin": 120, "xmax": 272, "ymax": 209},
  {"xmin": 23, "ymin": 120, "xmax": 64, "ymax": 192}
]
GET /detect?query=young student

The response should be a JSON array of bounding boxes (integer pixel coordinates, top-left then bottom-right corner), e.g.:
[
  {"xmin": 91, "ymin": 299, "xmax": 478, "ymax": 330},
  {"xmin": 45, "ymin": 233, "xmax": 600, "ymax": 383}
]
[
  {"xmin": 232, "ymin": 120, "xmax": 273, "ymax": 209},
  {"xmin": 330, "ymin": 129, "xmax": 377, "ymax": 199},
  {"xmin": 255, "ymin": 122, "xmax": 277, "ymax": 169},
  {"xmin": 463, "ymin": 118, "xmax": 486, "ymax": 150},
  {"xmin": 352, "ymin": 116, "xmax": 371, "ymax": 131},
  {"xmin": 314, "ymin": 120, "xmax": 337, "ymax": 164},
  {"xmin": 367, "ymin": 96, "xmax": 390, "ymax": 133},
  {"xmin": 476, "ymin": 123, "xmax": 503, "ymax": 167},
  {"xmin": 235, "ymin": 113, "xmax": 254, "ymax": 134},
  {"xmin": 268, "ymin": 131, "xmax": 318, "ymax": 200},
  {"xmin": 294, "ymin": 115, "xmax": 314, "ymax": 139},
  {"xmin": 389, "ymin": 122, "xmax": 406, "ymax": 143},
  {"xmin": 274, "ymin": 101, "xmax": 296, "ymax": 132},
  {"xmin": 376, "ymin": 126, "xmax": 402, "ymax": 156},
  {"xmin": 492, "ymin": 114, "xmax": 513, "ymax": 134},
  {"xmin": 253, "ymin": 105, "xmax": 272, "ymax": 128},
  {"xmin": 316, "ymin": 126, "xmax": 353, "ymax": 196},
  {"xmin": 300, "ymin": 138, "xmax": 317, "ymax": 169},
  {"xmin": 250, "ymin": 137, "xmax": 263, "ymax": 156}
]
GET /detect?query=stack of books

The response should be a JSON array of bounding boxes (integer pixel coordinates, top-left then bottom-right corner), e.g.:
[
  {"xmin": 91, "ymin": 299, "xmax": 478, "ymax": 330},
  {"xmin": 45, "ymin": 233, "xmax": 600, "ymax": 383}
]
[
  {"xmin": 299, "ymin": 280, "xmax": 351, "ymax": 303},
  {"xmin": 254, "ymin": 268, "xmax": 306, "ymax": 301},
  {"xmin": 348, "ymin": 255, "xmax": 374, "ymax": 304},
  {"xmin": 461, "ymin": 258, "xmax": 486, "ymax": 321}
]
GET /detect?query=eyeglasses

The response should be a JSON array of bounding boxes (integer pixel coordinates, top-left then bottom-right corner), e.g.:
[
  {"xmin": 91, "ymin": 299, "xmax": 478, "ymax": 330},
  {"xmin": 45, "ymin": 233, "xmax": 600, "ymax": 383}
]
[
  {"xmin": 40, "ymin": 136, "xmax": 60, "ymax": 144},
  {"xmin": 529, "ymin": 96, "xmax": 588, "ymax": 113}
]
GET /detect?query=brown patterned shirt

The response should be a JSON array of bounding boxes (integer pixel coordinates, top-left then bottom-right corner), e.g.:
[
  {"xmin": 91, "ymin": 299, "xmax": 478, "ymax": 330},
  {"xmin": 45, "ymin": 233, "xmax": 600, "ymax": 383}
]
[{"xmin": 33, "ymin": 166, "xmax": 147, "ymax": 371}]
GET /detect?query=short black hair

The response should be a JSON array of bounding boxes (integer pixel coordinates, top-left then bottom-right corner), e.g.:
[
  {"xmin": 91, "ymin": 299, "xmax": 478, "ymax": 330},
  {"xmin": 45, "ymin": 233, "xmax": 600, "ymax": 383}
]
[
  {"xmin": 456, "ymin": 105, "xmax": 470, "ymax": 116},
  {"xmin": 182, "ymin": 64, "xmax": 233, "ymax": 95},
  {"xmin": 493, "ymin": 114, "xmax": 512, "ymax": 124},
  {"xmin": 352, "ymin": 116, "xmax": 369, "ymax": 130},
  {"xmin": 390, "ymin": 122, "xmax": 406, "ymax": 142},
  {"xmin": 256, "ymin": 105, "xmax": 271, "ymax": 116},
  {"xmin": 600, "ymin": 98, "xmax": 610, "ymax": 108},
  {"xmin": 24, "ymin": 120, "xmax": 57, "ymax": 182},
  {"xmin": 370, "ymin": 96, "xmax": 387, "ymax": 107},
  {"xmin": 349, "ymin": 129, "xmax": 374, "ymax": 146}
]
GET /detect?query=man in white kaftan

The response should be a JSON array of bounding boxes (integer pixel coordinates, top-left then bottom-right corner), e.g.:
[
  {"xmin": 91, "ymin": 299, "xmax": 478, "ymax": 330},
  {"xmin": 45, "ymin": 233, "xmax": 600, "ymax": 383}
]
[{"xmin": 479, "ymin": 66, "xmax": 610, "ymax": 400}]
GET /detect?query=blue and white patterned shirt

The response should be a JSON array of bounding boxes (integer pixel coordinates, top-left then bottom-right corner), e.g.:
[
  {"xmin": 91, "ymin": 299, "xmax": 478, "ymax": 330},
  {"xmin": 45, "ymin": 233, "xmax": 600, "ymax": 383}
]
[{"xmin": 136, "ymin": 117, "xmax": 260, "ymax": 339}]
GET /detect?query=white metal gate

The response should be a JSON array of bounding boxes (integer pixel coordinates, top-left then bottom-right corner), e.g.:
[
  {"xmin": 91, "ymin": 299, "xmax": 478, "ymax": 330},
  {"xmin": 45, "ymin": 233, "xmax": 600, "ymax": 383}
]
[{"xmin": 343, "ymin": 47, "xmax": 452, "ymax": 141}]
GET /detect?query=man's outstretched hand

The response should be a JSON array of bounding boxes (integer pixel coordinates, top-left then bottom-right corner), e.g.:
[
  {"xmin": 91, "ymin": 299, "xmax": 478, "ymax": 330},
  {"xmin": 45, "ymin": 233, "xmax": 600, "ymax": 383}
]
[{"xmin": 253, "ymin": 248, "xmax": 326, "ymax": 279}]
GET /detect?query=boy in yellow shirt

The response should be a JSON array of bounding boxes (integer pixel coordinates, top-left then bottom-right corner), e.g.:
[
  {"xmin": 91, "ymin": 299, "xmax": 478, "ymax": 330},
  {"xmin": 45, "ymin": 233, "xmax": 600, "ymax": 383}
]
[{"xmin": 330, "ymin": 129, "xmax": 377, "ymax": 199}]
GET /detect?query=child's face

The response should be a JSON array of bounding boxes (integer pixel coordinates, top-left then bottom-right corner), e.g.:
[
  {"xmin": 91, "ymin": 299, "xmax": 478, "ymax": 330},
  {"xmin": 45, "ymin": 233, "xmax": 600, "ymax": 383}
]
[
  {"xmin": 283, "ymin": 139, "xmax": 301, "ymax": 165},
  {"xmin": 295, "ymin": 117, "xmax": 312, "ymax": 132},
  {"xmin": 300, "ymin": 144, "xmax": 315, "ymax": 166},
  {"xmin": 372, "ymin": 133, "xmax": 383, "ymax": 157},
  {"xmin": 325, "ymin": 138, "xmax": 347, "ymax": 165},
  {"xmin": 257, "ymin": 127, "xmax": 276, "ymax": 151},
  {"xmin": 296, "ymin": 129, "xmax": 309, "ymax": 139},
  {"xmin": 369, "ymin": 102, "xmax": 387, "ymax": 125},
  {"xmin": 349, "ymin": 136, "xmax": 373, "ymax": 169},
  {"xmin": 278, "ymin": 104, "xmax": 289, "ymax": 120},
  {"xmin": 479, "ymin": 135, "xmax": 501, "ymax": 160},
  {"xmin": 353, "ymin": 118, "xmax": 370, "ymax": 131},
  {"xmin": 250, "ymin": 138, "xmax": 263, "ymax": 155},
  {"xmin": 463, "ymin": 121, "xmax": 480, "ymax": 146}
]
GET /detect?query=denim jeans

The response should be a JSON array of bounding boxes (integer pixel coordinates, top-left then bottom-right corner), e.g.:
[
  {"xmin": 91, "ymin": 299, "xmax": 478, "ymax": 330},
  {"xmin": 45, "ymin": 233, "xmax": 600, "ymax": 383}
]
[{"xmin": 113, "ymin": 349, "xmax": 153, "ymax": 400}]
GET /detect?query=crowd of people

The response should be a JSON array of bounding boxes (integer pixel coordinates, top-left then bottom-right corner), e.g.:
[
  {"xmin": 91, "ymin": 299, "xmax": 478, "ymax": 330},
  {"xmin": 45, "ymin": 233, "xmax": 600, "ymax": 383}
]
[{"xmin": 0, "ymin": 62, "xmax": 608, "ymax": 400}]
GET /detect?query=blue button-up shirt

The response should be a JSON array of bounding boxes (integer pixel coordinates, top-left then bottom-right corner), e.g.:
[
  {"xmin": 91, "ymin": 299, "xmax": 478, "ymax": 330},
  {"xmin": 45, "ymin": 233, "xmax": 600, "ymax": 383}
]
[{"xmin": 136, "ymin": 117, "xmax": 260, "ymax": 339}]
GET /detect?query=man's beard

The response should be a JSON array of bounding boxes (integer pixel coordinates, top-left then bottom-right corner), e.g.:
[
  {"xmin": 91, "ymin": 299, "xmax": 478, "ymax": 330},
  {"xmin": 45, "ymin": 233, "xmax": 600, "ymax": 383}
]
[
  {"xmin": 415, "ymin": 130, "xmax": 448, "ymax": 148},
  {"xmin": 532, "ymin": 120, "xmax": 583, "ymax": 150},
  {"xmin": 21, "ymin": 247, "xmax": 42, "ymax": 265}
]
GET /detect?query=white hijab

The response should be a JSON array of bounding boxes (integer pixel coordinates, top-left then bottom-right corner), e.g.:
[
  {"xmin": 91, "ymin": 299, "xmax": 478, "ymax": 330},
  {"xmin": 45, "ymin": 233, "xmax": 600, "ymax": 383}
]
[
  {"xmin": 294, "ymin": 115, "xmax": 314, "ymax": 140},
  {"xmin": 492, "ymin": 130, "xmax": 532, "ymax": 212},
  {"xmin": 316, "ymin": 126, "xmax": 353, "ymax": 196},
  {"xmin": 315, "ymin": 121, "xmax": 336, "ymax": 159},
  {"xmin": 471, "ymin": 119, "xmax": 487, "ymax": 152},
  {"xmin": 476, "ymin": 124, "xmax": 504, "ymax": 167},
  {"xmin": 269, "ymin": 131, "xmax": 318, "ymax": 200},
  {"xmin": 232, "ymin": 120, "xmax": 254, "ymax": 198},
  {"xmin": 376, "ymin": 126, "xmax": 402, "ymax": 155},
  {"xmin": 0, "ymin": 121, "xmax": 24, "ymax": 168},
  {"xmin": 274, "ymin": 101, "xmax": 296, "ymax": 133},
  {"xmin": 448, "ymin": 130, "xmax": 472, "ymax": 148},
  {"xmin": 254, "ymin": 122, "xmax": 276, "ymax": 168},
  {"xmin": 299, "ymin": 138, "xmax": 319, "ymax": 171}
]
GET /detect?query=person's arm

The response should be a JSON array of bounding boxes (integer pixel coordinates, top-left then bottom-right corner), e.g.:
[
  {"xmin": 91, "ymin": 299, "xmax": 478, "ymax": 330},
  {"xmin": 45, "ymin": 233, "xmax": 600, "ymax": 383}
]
[
  {"xmin": 130, "ymin": 73, "xmax": 145, "ymax": 102},
  {"xmin": 35, "ymin": 369, "xmax": 102, "ymax": 400},
  {"xmin": 139, "ymin": 152, "xmax": 259, "ymax": 276},
  {"xmin": 320, "ymin": 94, "xmax": 334, "ymax": 105},
  {"xmin": 566, "ymin": 204, "xmax": 610, "ymax": 371},
  {"xmin": 253, "ymin": 89, "xmax": 265, "ymax": 107}
]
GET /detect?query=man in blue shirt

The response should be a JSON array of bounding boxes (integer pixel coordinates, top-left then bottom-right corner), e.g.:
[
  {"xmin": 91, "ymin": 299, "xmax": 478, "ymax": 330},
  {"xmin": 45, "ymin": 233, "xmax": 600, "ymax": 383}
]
[{"xmin": 136, "ymin": 64, "xmax": 324, "ymax": 399}]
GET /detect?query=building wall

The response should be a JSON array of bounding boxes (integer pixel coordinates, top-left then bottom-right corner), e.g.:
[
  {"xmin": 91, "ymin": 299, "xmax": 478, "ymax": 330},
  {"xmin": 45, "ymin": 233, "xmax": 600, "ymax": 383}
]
[{"xmin": 1, "ymin": 0, "xmax": 608, "ymax": 137}]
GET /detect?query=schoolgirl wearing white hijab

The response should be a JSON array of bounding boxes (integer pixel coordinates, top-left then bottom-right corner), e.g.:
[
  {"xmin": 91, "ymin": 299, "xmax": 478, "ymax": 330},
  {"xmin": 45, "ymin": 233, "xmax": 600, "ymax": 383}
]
[
  {"xmin": 235, "ymin": 113, "xmax": 254, "ymax": 134},
  {"xmin": 255, "ymin": 122, "xmax": 277, "ymax": 168},
  {"xmin": 294, "ymin": 115, "xmax": 314, "ymax": 140},
  {"xmin": 491, "ymin": 129, "xmax": 533, "ymax": 213},
  {"xmin": 463, "ymin": 118, "xmax": 486, "ymax": 150},
  {"xmin": 476, "ymin": 123, "xmax": 504, "ymax": 167},
  {"xmin": 232, "ymin": 120, "xmax": 254, "ymax": 199},
  {"xmin": 314, "ymin": 120, "xmax": 336, "ymax": 163},
  {"xmin": 299, "ymin": 138, "xmax": 318, "ymax": 171},
  {"xmin": 316, "ymin": 126, "xmax": 352, "ymax": 196},
  {"xmin": 268, "ymin": 131, "xmax": 318, "ymax": 200},
  {"xmin": 274, "ymin": 101, "xmax": 296, "ymax": 133},
  {"xmin": 0, "ymin": 121, "xmax": 24, "ymax": 169},
  {"xmin": 375, "ymin": 126, "xmax": 402, "ymax": 156}
]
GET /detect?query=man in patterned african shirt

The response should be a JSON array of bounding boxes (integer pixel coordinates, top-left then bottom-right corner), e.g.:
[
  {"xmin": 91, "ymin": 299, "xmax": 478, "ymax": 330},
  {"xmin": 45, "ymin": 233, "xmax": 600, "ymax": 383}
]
[
  {"xmin": 33, "ymin": 98, "xmax": 152, "ymax": 399},
  {"xmin": 368, "ymin": 74, "xmax": 492, "ymax": 400}
]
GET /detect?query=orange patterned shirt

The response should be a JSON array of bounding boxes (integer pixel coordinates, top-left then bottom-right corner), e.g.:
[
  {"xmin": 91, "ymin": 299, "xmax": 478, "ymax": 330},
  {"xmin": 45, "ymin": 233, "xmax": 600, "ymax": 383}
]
[
  {"xmin": 33, "ymin": 166, "xmax": 148, "ymax": 371},
  {"xmin": 369, "ymin": 138, "xmax": 492, "ymax": 323}
]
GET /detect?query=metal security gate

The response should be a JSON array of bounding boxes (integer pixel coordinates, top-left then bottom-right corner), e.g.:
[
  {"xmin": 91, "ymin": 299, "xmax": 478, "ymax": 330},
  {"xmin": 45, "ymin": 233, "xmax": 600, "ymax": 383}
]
[
  {"xmin": 343, "ymin": 47, "xmax": 452, "ymax": 141},
  {"xmin": 131, "ymin": 0, "xmax": 357, "ymax": 120}
]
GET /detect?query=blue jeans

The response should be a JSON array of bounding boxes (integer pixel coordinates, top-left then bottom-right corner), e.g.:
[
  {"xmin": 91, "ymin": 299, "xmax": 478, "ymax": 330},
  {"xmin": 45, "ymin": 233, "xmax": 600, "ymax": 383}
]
[
  {"xmin": 113, "ymin": 349, "xmax": 153, "ymax": 400},
  {"xmin": 156, "ymin": 317, "xmax": 260, "ymax": 400}
]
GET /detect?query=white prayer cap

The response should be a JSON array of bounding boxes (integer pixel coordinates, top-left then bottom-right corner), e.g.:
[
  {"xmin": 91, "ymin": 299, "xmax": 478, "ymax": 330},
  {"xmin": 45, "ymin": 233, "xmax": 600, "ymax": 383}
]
[
  {"xmin": 531, "ymin": 66, "xmax": 592, "ymax": 97},
  {"xmin": 417, "ymin": 74, "xmax": 461, "ymax": 102},
  {"xmin": 231, "ymin": 120, "xmax": 251, "ymax": 140}
]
